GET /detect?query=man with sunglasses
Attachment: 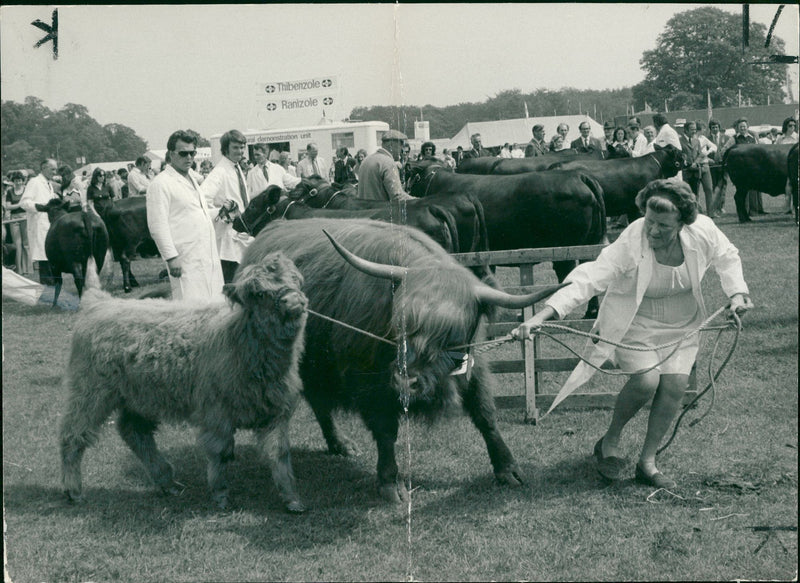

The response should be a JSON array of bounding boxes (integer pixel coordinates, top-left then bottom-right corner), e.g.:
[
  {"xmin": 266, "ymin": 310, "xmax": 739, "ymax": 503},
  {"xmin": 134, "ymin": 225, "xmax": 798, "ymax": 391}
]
[
  {"xmin": 146, "ymin": 130, "xmax": 223, "ymax": 302},
  {"xmin": 200, "ymin": 129, "xmax": 253, "ymax": 284}
]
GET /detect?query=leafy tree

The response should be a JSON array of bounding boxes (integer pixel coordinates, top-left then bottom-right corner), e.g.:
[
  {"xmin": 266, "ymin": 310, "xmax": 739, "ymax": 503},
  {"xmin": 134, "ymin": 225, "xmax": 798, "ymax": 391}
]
[
  {"xmin": 1, "ymin": 96, "xmax": 149, "ymax": 174},
  {"xmin": 186, "ymin": 129, "xmax": 210, "ymax": 147},
  {"xmin": 633, "ymin": 6, "xmax": 787, "ymax": 111},
  {"xmin": 105, "ymin": 123, "xmax": 148, "ymax": 159}
]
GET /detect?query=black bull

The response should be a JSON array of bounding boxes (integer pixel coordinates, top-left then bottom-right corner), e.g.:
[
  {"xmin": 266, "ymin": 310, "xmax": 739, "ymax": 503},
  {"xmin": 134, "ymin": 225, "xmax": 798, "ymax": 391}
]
[
  {"xmin": 233, "ymin": 185, "xmax": 462, "ymax": 253},
  {"xmin": 405, "ymin": 160, "xmax": 606, "ymax": 315},
  {"xmin": 96, "ymin": 197, "xmax": 159, "ymax": 292},
  {"xmin": 548, "ymin": 145, "xmax": 684, "ymax": 218},
  {"xmin": 718, "ymin": 143, "xmax": 795, "ymax": 223},
  {"xmin": 285, "ymin": 177, "xmax": 491, "ymax": 255},
  {"xmin": 239, "ymin": 218, "xmax": 565, "ymax": 502}
]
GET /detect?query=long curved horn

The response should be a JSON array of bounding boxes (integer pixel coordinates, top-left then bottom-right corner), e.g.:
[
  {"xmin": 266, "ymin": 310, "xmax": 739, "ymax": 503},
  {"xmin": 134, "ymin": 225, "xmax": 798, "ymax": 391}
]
[
  {"xmin": 474, "ymin": 281, "xmax": 570, "ymax": 309},
  {"xmin": 322, "ymin": 229, "xmax": 406, "ymax": 283}
]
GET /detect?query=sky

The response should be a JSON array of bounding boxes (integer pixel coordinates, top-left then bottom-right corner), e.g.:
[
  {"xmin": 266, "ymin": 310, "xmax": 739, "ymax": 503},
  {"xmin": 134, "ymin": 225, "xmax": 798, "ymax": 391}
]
[{"xmin": 1, "ymin": 3, "xmax": 798, "ymax": 149}]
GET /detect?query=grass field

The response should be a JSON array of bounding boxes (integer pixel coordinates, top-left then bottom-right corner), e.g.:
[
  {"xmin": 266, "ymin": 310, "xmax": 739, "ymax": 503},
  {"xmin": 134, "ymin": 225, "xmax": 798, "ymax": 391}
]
[{"xmin": 3, "ymin": 191, "xmax": 797, "ymax": 582}]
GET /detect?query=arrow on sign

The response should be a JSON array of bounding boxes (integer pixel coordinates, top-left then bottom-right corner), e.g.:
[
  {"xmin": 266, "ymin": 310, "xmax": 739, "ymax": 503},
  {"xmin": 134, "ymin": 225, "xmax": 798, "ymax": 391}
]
[{"xmin": 32, "ymin": 9, "xmax": 58, "ymax": 60}]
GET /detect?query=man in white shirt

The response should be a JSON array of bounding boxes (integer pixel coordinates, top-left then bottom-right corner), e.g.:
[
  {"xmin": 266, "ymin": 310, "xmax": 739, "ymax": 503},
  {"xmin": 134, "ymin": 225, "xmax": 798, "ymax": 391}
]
[
  {"xmin": 626, "ymin": 118, "xmax": 648, "ymax": 158},
  {"xmin": 19, "ymin": 158, "xmax": 57, "ymax": 282},
  {"xmin": 246, "ymin": 144, "xmax": 301, "ymax": 198},
  {"xmin": 127, "ymin": 157, "xmax": 152, "ymax": 197},
  {"xmin": 146, "ymin": 130, "xmax": 223, "ymax": 302},
  {"xmin": 199, "ymin": 129, "xmax": 253, "ymax": 284},
  {"xmin": 652, "ymin": 113, "xmax": 683, "ymax": 181},
  {"xmin": 296, "ymin": 142, "xmax": 329, "ymax": 179}
]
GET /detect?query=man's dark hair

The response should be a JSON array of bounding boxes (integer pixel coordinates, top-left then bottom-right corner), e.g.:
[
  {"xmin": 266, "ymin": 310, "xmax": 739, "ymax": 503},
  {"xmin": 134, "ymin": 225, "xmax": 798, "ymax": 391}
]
[
  {"xmin": 220, "ymin": 129, "xmax": 246, "ymax": 155},
  {"xmin": 135, "ymin": 156, "xmax": 150, "ymax": 167},
  {"xmin": 252, "ymin": 143, "xmax": 268, "ymax": 154},
  {"xmin": 167, "ymin": 130, "xmax": 198, "ymax": 152},
  {"xmin": 653, "ymin": 113, "xmax": 668, "ymax": 127}
]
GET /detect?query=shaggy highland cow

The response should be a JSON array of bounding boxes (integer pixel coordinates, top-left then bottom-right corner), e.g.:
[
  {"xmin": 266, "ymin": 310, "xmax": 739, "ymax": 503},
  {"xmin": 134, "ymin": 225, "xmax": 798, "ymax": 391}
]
[
  {"xmin": 239, "ymin": 218, "xmax": 565, "ymax": 503},
  {"xmin": 59, "ymin": 252, "xmax": 308, "ymax": 512}
]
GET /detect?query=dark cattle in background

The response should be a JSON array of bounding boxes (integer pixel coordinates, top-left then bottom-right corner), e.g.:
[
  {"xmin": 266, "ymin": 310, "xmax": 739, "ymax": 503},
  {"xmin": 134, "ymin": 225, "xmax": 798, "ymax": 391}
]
[
  {"xmin": 719, "ymin": 143, "xmax": 795, "ymax": 222},
  {"xmin": 286, "ymin": 177, "xmax": 491, "ymax": 256},
  {"xmin": 405, "ymin": 160, "xmax": 606, "ymax": 300},
  {"xmin": 548, "ymin": 145, "xmax": 684, "ymax": 219},
  {"xmin": 233, "ymin": 185, "xmax": 461, "ymax": 253},
  {"xmin": 456, "ymin": 148, "xmax": 605, "ymax": 175},
  {"xmin": 98, "ymin": 197, "xmax": 159, "ymax": 292},
  {"xmin": 35, "ymin": 198, "xmax": 109, "ymax": 307},
  {"xmin": 239, "ymin": 218, "xmax": 565, "ymax": 502},
  {"xmin": 788, "ymin": 143, "xmax": 798, "ymax": 224}
]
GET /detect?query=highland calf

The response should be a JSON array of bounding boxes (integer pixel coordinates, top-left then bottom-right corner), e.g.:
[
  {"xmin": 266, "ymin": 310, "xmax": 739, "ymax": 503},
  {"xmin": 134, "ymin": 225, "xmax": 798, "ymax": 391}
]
[{"xmin": 59, "ymin": 252, "xmax": 308, "ymax": 512}]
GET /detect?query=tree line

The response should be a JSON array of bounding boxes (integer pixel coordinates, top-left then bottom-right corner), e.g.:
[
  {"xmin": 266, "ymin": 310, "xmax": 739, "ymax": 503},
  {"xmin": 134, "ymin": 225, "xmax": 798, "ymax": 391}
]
[{"xmin": 1, "ymin": 96, "xmax": 209, "ymax": 174}]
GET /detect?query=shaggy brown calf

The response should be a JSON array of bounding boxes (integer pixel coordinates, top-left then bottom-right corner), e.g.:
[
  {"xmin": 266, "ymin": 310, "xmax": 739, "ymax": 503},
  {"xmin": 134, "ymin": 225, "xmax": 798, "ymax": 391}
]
[{"xmin": 59, "ymin": 252, "xmax": 308, "ymax": 512}]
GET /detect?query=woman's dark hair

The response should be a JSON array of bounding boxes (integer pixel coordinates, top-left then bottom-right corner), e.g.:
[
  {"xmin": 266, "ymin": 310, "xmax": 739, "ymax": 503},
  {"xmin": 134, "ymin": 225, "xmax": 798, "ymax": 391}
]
[
  {"xmin": 420, "ymin": 141, "xmax": 436, "ymax": 155},
  {"xmin": 781, "ymin": 117, "xmax": 797, "ymax": 135},
  {"xmin": 58, "ymin": 165, "xmax": 74, "ymax": 185},
  {"xmin": 337, "ymin": 146, "xmax": 350, "ymax": 159},
  {"xmin": 635, "ymin": 179, "xmax": 698, "ymax": 225},
  {"xmin": 9, "ymin": 170, "xmax": 26, "ymax": 182},
  {"xmin": 90, "ymin": 167, "xmax": 106, "ymax": 186},
  {"xmin": 614, "ymin": 127, "xmax": 627, "ymax": 141}
]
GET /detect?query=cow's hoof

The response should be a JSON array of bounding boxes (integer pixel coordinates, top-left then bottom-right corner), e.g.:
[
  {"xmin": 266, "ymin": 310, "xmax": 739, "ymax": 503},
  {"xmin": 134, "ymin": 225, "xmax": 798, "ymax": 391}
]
[
  {"xmin": 212, "ymin": 491, "xmax": 230, "ymax": 510},
  {"xmin": 161, "ymin": 483, "xmax": 182, "ymax": 497},
  {"xmin": 327, "ymin": 436, "xmax": 360, "ymax": 457},
  {"xmin": 378, "ymin": 480, "xmax": 409, "ymax": 504},
  {"xmin": 285, "ymin": 500, "xmax": 307, "ymax": 514},
  {"xmin": 495, "ymin": 465, "xmax": 525, "ymax": 487},
  {"xmin": 64, "ymin": 490, "xmax": 83, "ymax": 504}
]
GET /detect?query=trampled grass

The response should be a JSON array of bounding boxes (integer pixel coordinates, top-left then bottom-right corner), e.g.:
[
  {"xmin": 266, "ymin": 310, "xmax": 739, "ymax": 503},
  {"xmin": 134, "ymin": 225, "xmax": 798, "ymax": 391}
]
[{"xmin": 3, "ymin": 191, "xmax": 797, "ymax": 582}]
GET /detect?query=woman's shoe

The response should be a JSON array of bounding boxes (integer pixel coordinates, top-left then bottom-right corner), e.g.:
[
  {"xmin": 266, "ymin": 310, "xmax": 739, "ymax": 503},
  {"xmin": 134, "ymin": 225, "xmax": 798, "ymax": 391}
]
[
  {"xmin": 635, "ymin": 464, "xmax": 677, "ymax": 489},
  {"xmin": 594, "ymin": 437, "xmax": 628, "ymax": 482}
]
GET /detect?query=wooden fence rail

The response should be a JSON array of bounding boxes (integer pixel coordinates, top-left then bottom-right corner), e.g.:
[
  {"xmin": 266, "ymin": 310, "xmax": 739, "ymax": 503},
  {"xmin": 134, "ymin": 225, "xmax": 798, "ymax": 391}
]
[{"xmin": 451, "ymin": 245, "xmax": 697, "ymax": 423}]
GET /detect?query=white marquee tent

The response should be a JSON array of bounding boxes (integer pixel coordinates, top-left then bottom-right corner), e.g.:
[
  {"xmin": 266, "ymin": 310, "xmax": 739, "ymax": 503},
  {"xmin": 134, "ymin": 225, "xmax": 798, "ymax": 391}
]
[{"xmin": 446, "ymin": 115, "xmax": 607, "ymax": 151}]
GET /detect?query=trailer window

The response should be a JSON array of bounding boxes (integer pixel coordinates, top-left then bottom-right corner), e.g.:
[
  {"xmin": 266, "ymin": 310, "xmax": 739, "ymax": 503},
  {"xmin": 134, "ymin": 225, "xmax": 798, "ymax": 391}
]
[{"xmin": 331, "ymin": 132, "xmax": 355, "ymax": 152}]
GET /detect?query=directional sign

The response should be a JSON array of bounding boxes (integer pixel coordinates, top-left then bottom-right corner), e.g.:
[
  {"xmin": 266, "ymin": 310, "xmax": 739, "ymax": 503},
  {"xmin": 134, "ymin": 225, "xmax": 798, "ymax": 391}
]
[{"xmin": 32, "ymin": 9, "xmax": 58, "ymax": 60}]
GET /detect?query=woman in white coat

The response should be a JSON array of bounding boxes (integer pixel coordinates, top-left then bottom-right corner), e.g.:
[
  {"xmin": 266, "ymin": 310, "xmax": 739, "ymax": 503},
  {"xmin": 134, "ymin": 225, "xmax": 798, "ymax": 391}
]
[{"xmin": 513, "ymin": 180, "xmax": 753, "ymax": 489}]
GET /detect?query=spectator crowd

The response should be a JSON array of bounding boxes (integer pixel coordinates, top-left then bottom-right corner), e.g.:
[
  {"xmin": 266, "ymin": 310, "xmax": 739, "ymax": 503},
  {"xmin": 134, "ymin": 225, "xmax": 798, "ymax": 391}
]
[{"xmin": 3, "ymin": 114, "xmax": 797, "ymax": 302}]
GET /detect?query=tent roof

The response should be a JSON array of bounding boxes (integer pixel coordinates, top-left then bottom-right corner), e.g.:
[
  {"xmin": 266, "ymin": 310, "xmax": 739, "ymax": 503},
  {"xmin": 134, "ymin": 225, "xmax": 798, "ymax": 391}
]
[{"xmin": 446, "ymin": 115, "xmax": 606, "ymax": 150}]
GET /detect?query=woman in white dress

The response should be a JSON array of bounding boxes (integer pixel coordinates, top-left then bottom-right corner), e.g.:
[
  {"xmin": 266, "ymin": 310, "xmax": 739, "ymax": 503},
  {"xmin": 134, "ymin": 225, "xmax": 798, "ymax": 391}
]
[{"xmin": 512, "ymin": 180, "xmax": 753, "ymax": 489}]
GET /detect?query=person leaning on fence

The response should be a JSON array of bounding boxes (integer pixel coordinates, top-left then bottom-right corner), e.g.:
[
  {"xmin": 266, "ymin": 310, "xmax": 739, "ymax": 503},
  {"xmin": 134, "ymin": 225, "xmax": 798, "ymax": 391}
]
[{"xmin": 511, "ymin": 179, "xmax": 752, "ymax": 489}]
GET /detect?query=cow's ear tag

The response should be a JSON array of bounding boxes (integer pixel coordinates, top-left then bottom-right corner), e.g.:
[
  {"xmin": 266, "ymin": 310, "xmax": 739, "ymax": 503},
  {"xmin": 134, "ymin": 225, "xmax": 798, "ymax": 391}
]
[{"xmin": 309, "ymin": 188, "xmax": 318, "ymax": 197}]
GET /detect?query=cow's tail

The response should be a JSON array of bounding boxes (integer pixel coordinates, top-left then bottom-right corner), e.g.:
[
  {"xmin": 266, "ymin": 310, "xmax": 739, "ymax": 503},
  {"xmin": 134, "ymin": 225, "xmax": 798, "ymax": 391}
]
[
  {"xmin": 81, "ymin": 204, "xmax": 110, "ymax": 305},
  {"xmin": 579, "ymin": 174, "xmax": 607, "ymax": 244},
  {"xmin": 428, "ymin": 205, "xmax": 459, "ymax": 253}
]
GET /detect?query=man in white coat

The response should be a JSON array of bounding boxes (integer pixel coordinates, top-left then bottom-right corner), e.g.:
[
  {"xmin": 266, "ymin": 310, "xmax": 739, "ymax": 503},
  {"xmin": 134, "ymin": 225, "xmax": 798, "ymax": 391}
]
[
  {"xmin": 146, "ymin": 130, "xmax": 223, "ymax": 302},
  {"xmin": 19, "ymin": 158, "xmax": 58, "ymax": 282},
  {"xmin": 200, "ymin": 129, "xmax": 253, "ymax": 284},
  {"xmin": 246, "ymin": 143, "xmax": 301, "ymax": 198}
]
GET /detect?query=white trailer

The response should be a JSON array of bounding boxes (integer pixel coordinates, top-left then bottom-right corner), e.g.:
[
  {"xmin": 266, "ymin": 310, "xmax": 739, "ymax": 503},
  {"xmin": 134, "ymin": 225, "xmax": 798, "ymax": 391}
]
[{"xmin": 210, "ymin": 121, "xmax": 390, "ymax": 165}]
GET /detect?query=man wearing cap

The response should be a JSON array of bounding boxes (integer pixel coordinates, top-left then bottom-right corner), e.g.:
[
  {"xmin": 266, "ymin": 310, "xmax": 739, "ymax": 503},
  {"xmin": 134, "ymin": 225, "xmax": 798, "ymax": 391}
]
[
  {"xmin": 357, "ymin": 130, "xmax": 414, "ymax": 202},
  {"xmin": 524, "ymin": 125, "xmax": 548, "ymax": 157},
  {"xmin": 627, "ymin": 118, "xmax": 648, "ymax": 158},
  {"xmin": 570, "ymin": 122, "xmax": 603, "ymax": 153}
]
